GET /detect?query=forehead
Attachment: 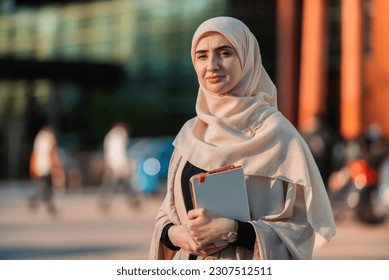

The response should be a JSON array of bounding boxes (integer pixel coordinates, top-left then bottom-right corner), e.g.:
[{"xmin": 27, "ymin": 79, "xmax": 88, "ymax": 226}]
[{"xmin": 195, "ymin": 32, "xmax": 233, "ymax": 50}]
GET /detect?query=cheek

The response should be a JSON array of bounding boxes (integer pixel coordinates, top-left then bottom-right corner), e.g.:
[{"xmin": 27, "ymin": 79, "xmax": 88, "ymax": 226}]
[
  {"xmin": 228, "ymin": 63, "xmax": 242, "ymax": 84},
  {"xmin": 194, "ymin": 63, "xmax": 205, "ymax": 78},
  {"xmin": 232, "ymin": 62, "xmax": 242, "ymax": 76}
]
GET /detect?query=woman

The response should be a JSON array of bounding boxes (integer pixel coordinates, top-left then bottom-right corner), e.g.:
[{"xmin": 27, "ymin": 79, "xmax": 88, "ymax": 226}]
[
  {"xmin": 98, "ymin": 122, "xmax": 140, "ymax": 212},
  {"xmin": 149, "ymin": 16, "xmax": 336, "ymax": 260},
  {"xmin": 29, "ymin": 125, "xmax": 64, "ymax": 216}
]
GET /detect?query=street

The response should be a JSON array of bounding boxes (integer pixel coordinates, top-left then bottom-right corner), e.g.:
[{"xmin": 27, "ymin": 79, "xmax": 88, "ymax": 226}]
[{"xmin": 0, "ymin": 181, "xmax": 388, "ymax": 260}]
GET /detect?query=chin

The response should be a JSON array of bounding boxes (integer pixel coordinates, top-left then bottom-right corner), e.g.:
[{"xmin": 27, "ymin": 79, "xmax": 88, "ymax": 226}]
[{"xmin": 206, "ymin": 86, "xmax": 227, "ymax": 95}]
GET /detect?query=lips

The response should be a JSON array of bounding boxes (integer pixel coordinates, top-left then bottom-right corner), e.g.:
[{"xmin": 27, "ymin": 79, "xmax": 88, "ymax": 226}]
[{"xmin": 207, "ymin": 75, "xmax": 224, "ymax": 83}]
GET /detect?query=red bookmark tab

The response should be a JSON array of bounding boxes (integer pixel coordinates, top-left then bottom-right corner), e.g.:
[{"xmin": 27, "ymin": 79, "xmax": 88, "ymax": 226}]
[{"xmin": 199, "ymin": 173, "xmax": 206, "ymax": 183}]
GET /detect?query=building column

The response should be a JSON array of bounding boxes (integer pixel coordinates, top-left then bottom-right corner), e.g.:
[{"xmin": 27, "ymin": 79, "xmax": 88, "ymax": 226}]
[
  {"xmin": 276, "ymin": 0, "xmax": 299, "ymax": 125},
  {"xmin": 340, "ymin": 0, "xmax": 363, "ymax": 140},
  {"xmin": 365, "ymin": 0, "xmax": 389, "ymax": 138},
  {"xmin": 298, "ymin": 0, "xmax": 327, "ymax": 130}
]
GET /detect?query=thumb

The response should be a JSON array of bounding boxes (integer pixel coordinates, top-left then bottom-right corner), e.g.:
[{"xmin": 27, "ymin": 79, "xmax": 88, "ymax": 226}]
[{"xmin": 187, "ymin": 208, "xmax": 203, "ymax": 220}]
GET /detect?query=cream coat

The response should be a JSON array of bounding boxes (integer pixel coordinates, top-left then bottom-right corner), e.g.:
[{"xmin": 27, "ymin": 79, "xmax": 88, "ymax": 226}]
[
  {"xmin": 149, "ymin": 150, "xmax": 319, "ymax": 260},
  {"xmin": 149, "ymin": 16, "xmax": 335, "ymax": 260}
]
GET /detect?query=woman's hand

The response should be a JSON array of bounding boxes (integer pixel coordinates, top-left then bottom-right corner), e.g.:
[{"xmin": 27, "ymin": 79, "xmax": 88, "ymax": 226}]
[
  {"xmin": 168, "ymin": 224, "xmax": 226, "ymax": 256},
  {"xmin": 187, "ymin": 208, "xmax": 235, "ymax": 247}
]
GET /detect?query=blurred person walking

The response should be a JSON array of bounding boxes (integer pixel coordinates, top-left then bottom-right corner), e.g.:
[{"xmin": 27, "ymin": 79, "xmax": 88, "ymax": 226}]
[
  {"xmin": 28, "ymin": 125, "xmax": 65, "ymax": 217},
  {"xmin": 300, "ymin": 114, "xmax": 342, "ymax": 189},
  {"xmin": 98, "ymin": 122, "xmax": 140, "ymax": 212}
]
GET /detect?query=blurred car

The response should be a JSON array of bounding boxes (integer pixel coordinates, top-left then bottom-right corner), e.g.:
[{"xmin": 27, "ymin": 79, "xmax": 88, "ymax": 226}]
[
  {"xmin": 127, "ymin": 136, "xmax": 174, "ymax": 194},
  {"xmin": 328, "ymin": 139, "xmax": 389, "ymax": 224}
]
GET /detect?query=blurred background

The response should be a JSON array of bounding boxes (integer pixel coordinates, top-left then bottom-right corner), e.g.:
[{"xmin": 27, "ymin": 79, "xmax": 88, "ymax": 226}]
[{"xmin": 0, "ymin": 0, "xmax": 389, "ymax": 260}]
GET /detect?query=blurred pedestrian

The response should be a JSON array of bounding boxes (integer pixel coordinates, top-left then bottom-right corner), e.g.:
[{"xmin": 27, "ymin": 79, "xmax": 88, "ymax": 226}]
[
  {"xmin": 149, "ymin": 17, "xmax": 336, "ymax": 260},
  {"xmin": 28, "ymin": 124, "xmax": 64, "ymax": 216},
  {"xmin": 98, "ymin": 122, "xmax": 140, "ymax": 212},
  {"xmin": 362, "ymin": 123, "xmax": 389, "ymax": 168},
  {"xmin": 300, "ymin": 114, "xmax": 341, "ymax": 189}
]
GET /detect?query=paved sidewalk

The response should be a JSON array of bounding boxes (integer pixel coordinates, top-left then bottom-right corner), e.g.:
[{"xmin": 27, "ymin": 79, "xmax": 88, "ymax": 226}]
[
  {"xmin": 0, "ymin": 180, "xmax": 388, "ymax": 260},
  {"xmin": 0, "ymin": 181, "xmax": 161, "ymax": 260}
]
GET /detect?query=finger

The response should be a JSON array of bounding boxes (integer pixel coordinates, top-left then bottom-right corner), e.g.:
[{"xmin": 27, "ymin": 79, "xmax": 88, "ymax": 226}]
[
  {"xmin": 189, "ymin": 228, "xmax": 210, "ymax": 242},
  {"xmin": 187, "ymin": 210, "xmax": 196, "ymax": 220},
  {"xmin": 194, "ymin": 236, "xmax": 221, "ymax": 247},
  {"xmin": 188, "ymin": 209, "xmax": 199, "ymax": 220},
  {"xmin": 193, "ymin": 242, "xmax": 214, "ymax": 254},
  {"xmin": 188, "ymin": 208, "xmax": 203, "ymax": 220},
  {"xmin": 190, "ymin": 241, "xmax": 205, "ymax": 255},
  {"xmin": 187, "ymin": 219, "xmax": 197, "ymax": 230}
]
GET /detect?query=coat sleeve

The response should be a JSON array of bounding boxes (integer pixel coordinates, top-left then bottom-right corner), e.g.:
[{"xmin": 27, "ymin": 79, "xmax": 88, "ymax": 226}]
[
  {"xmin": 148, "ymin": 195, "xmax": 178, "ymax": 259},
  {"xmin": 248, "ymin": 178, "xmax": 315, "ymax": 260},
  {"xmin": 149, "ymin": 149, "xmax": 185, "ymax": 260}
]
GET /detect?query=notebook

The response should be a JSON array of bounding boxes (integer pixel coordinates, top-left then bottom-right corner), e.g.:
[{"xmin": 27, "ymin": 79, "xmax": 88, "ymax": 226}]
[{"xmin": 189, "ymin": 165, "xmax": 250, "ymax": 221}]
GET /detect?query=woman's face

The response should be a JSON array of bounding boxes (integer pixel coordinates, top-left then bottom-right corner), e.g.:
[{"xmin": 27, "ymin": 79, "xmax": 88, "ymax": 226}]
[{"xmin": 194, "ymin": 33, "xmax": 242, "ymax": 95}]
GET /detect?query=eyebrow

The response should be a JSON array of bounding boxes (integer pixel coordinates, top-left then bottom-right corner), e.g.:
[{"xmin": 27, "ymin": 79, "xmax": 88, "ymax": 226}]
[{"xmin": 195, "ymin": 45, "xmax": 234, "ymax": 54}]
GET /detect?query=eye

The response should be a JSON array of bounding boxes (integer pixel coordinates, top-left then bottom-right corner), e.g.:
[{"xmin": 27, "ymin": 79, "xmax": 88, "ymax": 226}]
[
  {"xmin": 196, "ymin": 52, "xmax": 208, "ymax": 60},
  {"xmin": 220, "ymin": 50, "xmax": 231, "ymax": 57}
]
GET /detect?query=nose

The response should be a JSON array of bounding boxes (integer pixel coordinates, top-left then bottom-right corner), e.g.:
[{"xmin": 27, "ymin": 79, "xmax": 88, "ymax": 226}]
[{"xmin": 206, "ymin": 54, "xmax": 220, "ymax": 71}]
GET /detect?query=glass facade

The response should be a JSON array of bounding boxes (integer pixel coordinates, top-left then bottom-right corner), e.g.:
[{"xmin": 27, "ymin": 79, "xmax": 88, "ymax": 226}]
[
  {"xmin": 0, "ymin": 0, "xmax": 278, "ymax": 179},
  {"xmin": 0, "ymin": 0, "xmax": 232, "ymax": 179},
  {"xmin": 0, "ymin": 0, "xmax": 229, "ymax": 127},
  {"xmin": 0, "ymin": 0, "xmax": 226, "ymax": 63}
]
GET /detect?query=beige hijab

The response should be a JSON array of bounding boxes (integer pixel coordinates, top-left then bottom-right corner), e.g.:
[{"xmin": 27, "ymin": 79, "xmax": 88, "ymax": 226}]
[{"xmin": 173, "ymin": 17, "xmax": 336, "ymax": 244}]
